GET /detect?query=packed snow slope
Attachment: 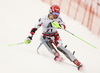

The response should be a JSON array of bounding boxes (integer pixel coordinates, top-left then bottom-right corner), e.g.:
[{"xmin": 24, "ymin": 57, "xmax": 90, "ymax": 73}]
[{"xmin": 0, "ymin": 0, "xmax": 100, "ymax": 73}]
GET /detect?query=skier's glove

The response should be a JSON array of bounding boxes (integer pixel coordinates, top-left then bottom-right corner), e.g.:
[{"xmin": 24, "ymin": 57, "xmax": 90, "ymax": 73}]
[
  {"xmin": 52, "ymin": 21, "xmax": 61, "ymax": 29},
  {"xmin": 24, "ymin": 36, "xmax": 32, "ymax": 44}
]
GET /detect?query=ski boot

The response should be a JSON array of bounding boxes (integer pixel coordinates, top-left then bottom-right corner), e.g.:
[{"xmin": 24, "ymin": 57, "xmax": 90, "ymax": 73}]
[
  {"xmin": 54, "ymin": 51, "xmax": 64, "ymax": 61},
  {"xmin": 73, "ymin": 59, "xmax": 83, "ymax": 70},
  {"xmin": 54, "ymin": 56, "xmax": 64, "ymax": 61}
]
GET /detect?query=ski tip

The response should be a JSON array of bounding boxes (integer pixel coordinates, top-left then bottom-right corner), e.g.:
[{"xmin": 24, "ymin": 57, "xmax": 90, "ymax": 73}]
[{"xmin": 78, "ymin": 64, "xmax": 83, "ymax": 71}]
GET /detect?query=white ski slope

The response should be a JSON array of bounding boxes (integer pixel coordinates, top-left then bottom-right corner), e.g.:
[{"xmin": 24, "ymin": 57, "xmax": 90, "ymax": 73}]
[{"xmin": 0, "ymin": 0, "xmax": 100, "ymax": 73}]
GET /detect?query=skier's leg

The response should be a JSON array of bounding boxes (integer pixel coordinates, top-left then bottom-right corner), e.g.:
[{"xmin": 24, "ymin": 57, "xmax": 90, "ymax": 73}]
[
  {"xmin": 40, "ymin": 35, "xmax": 60, "ymax": 57},
  {"xmin": 57, "ymin": 45, "xmax": 76, "ymax": 62},
  {"xmin": 57, "ymin": 45, "xmax": 83, "ymax": 69},
  {"xmin": 54, "ymin": 34, "xmax": 82, "ymax": 68}
]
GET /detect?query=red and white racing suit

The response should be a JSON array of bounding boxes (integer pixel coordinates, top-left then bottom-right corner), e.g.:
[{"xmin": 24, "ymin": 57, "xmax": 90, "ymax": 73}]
[
  {"xmin": 29, "ymin": 14, "xmax": 66, "ymax": 47},
  {"xmin": 28, "ymin": 14, "xmax": 82, "ymax": 66}
]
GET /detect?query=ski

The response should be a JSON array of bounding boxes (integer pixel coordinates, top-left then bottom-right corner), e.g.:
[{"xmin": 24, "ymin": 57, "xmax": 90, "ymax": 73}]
[{"xmin": 37, "ymin": 52, "xmax": 83, "ymax": 71}]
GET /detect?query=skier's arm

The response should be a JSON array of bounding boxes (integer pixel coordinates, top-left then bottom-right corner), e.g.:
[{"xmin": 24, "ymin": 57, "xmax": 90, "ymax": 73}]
[
  {"xmin": 59, "ymin": 23, "xmax": 66, "ymax": 30},
  {"xmin": 24, "ymin": 18, "xmax": 43, "ymax": 44},
  {"xmin": 29, "ymin": 21, "xmax": 43, "ymax": 39},
  {"xmin": 58, "ymin": 17, "xmax": 66, "ymax": 30},
  {"xmin": 30, "ymin": 18, "xmax": 43, "ymax": 36}
]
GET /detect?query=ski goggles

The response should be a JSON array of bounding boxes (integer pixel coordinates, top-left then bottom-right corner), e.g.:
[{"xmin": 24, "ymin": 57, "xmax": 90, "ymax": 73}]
[{"xmin": 52, "ymin": 12, "xmax": 60, "ymax": 16}]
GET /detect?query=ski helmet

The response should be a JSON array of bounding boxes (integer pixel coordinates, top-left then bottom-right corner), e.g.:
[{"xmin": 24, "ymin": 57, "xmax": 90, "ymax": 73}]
[{"xmin": 49, "ymin": 5, "xmax": 60, "ymax": 17}]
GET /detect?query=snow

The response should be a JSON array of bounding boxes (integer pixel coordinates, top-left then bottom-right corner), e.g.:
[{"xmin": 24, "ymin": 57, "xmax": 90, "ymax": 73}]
[{"xmin": 0, "ymin": 0, "xmax": 100, "ymax": 73}]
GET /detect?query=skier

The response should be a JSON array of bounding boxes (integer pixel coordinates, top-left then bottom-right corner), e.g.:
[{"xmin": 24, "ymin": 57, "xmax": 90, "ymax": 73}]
[{"xmin": 24, "ymin": 5, "xmax": 83, "ymax": 70}]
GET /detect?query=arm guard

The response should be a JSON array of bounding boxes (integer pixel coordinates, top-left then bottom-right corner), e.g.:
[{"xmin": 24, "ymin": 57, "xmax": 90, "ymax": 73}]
[{"xmin": 30, "ymin": 28, "xmax": 37, "ymax": 35}]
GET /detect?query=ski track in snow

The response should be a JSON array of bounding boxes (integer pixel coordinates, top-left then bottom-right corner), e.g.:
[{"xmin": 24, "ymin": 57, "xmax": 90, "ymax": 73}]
[{"xmin": 0, "ymin": 0, "xmax": 100, "ymax": 73}]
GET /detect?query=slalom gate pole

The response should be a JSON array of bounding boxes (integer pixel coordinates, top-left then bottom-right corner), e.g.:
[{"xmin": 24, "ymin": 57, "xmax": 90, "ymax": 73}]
[
  {"xmin": 8, "ymin": 42, "xmax": 24, "ymax": 46},
  {"xmin": 37, "ymin": 38, "xmax": 47, "ymax": 54},
  {"xmin": 52, "ymin": 22, "xmax": 97, "ymax": 49}
]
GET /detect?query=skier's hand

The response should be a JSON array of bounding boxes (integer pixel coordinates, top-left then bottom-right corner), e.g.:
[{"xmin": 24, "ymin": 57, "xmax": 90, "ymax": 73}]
[{"xmin": 24, "ymin": 36, "xmax": 32, "ymax": 44}]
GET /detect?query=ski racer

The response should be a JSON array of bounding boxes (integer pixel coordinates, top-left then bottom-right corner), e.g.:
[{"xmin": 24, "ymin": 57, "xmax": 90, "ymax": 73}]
[{"xmin": 24, "ymin": 5, "xmax": 83, "ymax": 70}]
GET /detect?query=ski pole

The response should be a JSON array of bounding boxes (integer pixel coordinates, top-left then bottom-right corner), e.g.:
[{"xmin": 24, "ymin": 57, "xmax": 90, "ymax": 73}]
[
  {"xmin": 8, "ymin": 42, "xmax": 24, "ymax": 46},
  {"xmin": 52, "ymin": 22, "xmax": 97, "ymax": 49},
  {"xmin": 63, "ymin": 29, "xmax": 97, "ymax": 49}
]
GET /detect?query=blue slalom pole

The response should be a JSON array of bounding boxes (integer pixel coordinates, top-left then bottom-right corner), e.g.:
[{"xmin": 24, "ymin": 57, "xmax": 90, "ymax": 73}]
[{"xmin": 37, "ymin": 38, "xmax": 47, "ymax": 54}]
